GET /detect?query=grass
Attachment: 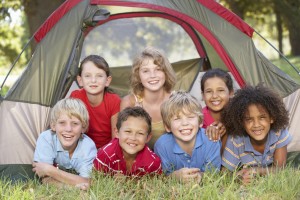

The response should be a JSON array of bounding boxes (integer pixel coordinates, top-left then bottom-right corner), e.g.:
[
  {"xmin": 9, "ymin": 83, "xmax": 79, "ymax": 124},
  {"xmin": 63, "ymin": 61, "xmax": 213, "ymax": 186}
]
[{"xmin": 1, "ymin": 167, "xmax": 300, "ymax": 200}]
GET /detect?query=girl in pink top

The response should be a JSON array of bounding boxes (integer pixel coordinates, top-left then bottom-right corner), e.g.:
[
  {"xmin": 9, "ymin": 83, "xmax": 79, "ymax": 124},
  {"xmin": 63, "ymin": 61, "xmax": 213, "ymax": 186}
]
[{"xmin": 201, "ymin": 68, "xmax": 234, "ymax": 151}]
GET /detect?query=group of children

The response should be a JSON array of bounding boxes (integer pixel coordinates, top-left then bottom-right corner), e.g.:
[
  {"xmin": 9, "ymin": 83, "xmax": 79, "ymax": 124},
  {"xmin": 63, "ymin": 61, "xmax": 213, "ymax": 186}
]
[{"xmin": 32, "ymin": 47, "xmax": 292, "ymax": 189}]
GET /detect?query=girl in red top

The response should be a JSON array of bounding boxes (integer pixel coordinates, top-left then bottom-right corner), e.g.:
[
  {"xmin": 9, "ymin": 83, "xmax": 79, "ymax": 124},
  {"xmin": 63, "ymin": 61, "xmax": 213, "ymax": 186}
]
[
  {"xmin": 201, "ymin": 68, "xmax": 234, "ymax": 151},
  {"xmin": 71, "ymin": 55, "xmax": 120, "ymax": 149}
]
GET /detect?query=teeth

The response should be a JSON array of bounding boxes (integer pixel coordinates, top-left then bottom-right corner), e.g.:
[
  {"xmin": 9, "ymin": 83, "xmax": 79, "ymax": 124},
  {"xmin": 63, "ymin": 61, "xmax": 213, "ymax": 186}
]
[
  {"xmin": 253, "ymin": 130, "xmax": 262, "ymax": 135},
  {"xmin": 149, "ymin": 81, "xmax": 158, "ymax": 84},
  {"xmin": 211, "ymin": 101, "xmax": 220, "ymax": 106},
  {"xmin": 180, "ymin": 129, "xmax": 191, "ymax": 134},
  {"xmin": 128, "ymin": 143, "xmax": 137, "ymax": 147}
]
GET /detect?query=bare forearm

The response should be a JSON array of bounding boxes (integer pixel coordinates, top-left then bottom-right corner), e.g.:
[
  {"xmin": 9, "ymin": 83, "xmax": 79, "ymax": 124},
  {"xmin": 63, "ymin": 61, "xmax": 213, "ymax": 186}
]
[{"xmin": 48, "ymin": 167, "xmax": 89, "ymax": 186}]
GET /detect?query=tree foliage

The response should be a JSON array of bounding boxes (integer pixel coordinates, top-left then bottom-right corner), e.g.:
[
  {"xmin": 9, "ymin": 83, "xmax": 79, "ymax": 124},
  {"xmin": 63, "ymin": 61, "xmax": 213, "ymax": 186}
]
[{"xmin": 221, "ymin": 0, "xmax": 300, "ymax": 56}]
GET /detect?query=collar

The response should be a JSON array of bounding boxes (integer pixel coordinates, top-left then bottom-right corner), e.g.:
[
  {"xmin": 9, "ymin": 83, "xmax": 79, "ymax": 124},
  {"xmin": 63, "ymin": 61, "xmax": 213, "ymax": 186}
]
[
  {"xmin": 244, "ymin": 130, "xmax": 278, "ymax": 155},
  {"xmin": 54, "ymin": 132, "xmax": 82, "ymax": 159},
  {"xmin": 173, "ymin": 129, "xmax": 203, "ymax": 154}
]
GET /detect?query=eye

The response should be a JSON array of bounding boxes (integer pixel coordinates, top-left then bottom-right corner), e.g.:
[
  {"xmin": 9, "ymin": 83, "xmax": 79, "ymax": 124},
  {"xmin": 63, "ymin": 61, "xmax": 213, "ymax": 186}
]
[
  {"xmin": 58, "ymin": 121, "xmax": 66, "ymax": 125},
  {"xmin": 138, "ymin": 132, "xmax": 145, "ymax": 135},
  {"xmin": 72, "ymin": 122, "xmax": 80, "ymax": 126},
  {"xmin": 140, "ymin": 69, "xmax": 149, "ymax": 73}
]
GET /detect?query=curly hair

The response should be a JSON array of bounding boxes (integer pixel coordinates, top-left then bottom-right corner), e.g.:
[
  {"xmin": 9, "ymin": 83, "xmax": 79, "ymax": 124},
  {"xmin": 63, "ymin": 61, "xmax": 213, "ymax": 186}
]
[
  {"xmin": 221, "ymin": 85, "xmax": 289, "ymax": 136},
  {"xmin": 130, "ymin": 47, "xmax": 176, "ymax": 97}
]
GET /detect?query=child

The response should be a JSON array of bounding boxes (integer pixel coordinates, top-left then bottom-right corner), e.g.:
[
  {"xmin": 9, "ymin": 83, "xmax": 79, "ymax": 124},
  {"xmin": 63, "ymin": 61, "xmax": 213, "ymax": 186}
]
[
  {"xmin": 154, "ymin": 91, "xmax": 221, "ymax": 183},
  {"xmin": 221, "ymin": 85, "xmax": 292, "ymax": 184},
  {"xmin": 120, "ymin": 47, "xmax": 176, "ymax": 150},
  {"xmin": 70, "ymin": 55, "xmax": 121, "ymax": 149},
  {"xmin": 93, "ymin": 106, "xmax": 162, "ymax": 177},
  {"xmin": 201, "ymin": 68, "xmax": 234, "ymax": 148},
  {"xmin": 32, "ymin": 98, "xmax": 97, "ymax": 190}
]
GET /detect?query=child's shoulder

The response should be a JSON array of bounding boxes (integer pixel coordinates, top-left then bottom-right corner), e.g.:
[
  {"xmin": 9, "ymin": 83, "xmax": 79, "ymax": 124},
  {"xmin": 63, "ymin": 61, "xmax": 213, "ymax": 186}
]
[{"xmin": 105, "ymin": 91, "xmax": 121, "ymax": 100}]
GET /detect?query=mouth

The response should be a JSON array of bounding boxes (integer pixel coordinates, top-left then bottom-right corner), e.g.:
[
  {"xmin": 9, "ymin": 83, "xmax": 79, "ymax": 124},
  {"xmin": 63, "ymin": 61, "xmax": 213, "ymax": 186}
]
[
  {"xmin": 180, "ymin": 129, "xmax": 193, "ymax": 136},
  {"xmin": 148, "ymin": 80, "xmax": 159, "ymax": 85},
  {"xmin": 252, "ymin": 129, "xmax": 263, "ymax": 135},
  {"xmin": 211, "ymin": 100, "xmax": 221, "ymax": 106},
  {"xmin": 89, "ymin": 85, "xmax": 98, "ymax": 89},
  {"xmin": 127, "ymin": 143, "xmax": 138, "ymax": 147},
  {"xmin": 62, "ymin": 134, "xmax": 74, "ymax": 141}
]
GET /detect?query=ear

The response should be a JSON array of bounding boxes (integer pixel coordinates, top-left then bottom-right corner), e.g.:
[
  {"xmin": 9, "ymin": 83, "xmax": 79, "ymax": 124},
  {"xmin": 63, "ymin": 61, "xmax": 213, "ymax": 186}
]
[
  {"xmin": 146, "ymin": 134, "xmax": 152, "ymax": 143},
  {"xmin": 229, "ymin": 89, "xmax": 234, "ymax": 98},
  {"xmin": 77, "ymin": 75, "xmax": 83, "ymax": 87},
  {"xmin": 115, "ymin": 128, "xmax": 120, "ymax": 138},
  {"xmin": 105, "ymin": 76, "xmax": 112, "ymax": 87},
  {"xmin": 50, "ymin": 123, "xmax": 56, "ymax": 132},
  {"xmin": 270, "ymin": 118, "xmax": 274, "ymax": 124},
  {"xmin": 164, "ymin": 125, "xmax": 171, "ymax": 133}
]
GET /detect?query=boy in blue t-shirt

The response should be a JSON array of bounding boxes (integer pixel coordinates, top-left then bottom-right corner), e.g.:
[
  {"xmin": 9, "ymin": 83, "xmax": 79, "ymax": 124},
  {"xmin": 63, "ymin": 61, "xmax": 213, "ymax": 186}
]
[
  {"xmin": 33, "ymin": 98, "xmax": 97, "ymax": 190},
  {"xmin": 154, "ymin": 91, "xmax": 221, "ymax": 183}
]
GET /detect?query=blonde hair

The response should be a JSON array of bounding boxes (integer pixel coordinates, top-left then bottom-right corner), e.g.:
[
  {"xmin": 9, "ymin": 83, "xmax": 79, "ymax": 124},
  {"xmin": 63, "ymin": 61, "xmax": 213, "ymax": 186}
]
[
  {"xmin": 50, "ymin": 98, "xmax": 89, "ymax": 131},
  {"xmin": 161, "ymin": 91, "xmax": 203, "ymax": 129},
  {"xmin": 130, "ymin": 47, "xmax": 176, "ymax": 97}
]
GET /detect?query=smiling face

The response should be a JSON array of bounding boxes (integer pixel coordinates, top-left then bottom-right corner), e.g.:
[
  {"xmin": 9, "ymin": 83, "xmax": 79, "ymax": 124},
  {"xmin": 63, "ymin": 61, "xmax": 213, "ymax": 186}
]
[
  {"xmin": 243, "ymin": 104, "xmax": 273, "ymax": 145},
  {"xmin": 202, "ymin": 76, "xmax": 233, "ymax": 113},
  {"xmin": 139, "ymin": 58, "xmax": 166, "ymax": 92},
  {"xmin": 117, "ymin": 116, "xmax": 151, "ymax": 160},
  {"xmin": 166, "ymin": 110, "xmax": 201, "ymax": 147},
  {"xmin": 77, "ymin": 61, "xmax": 111, "ymax": 96},
  {"xmin": 51, "ymin": 113, "xmax": 84, "ymax": 155}
]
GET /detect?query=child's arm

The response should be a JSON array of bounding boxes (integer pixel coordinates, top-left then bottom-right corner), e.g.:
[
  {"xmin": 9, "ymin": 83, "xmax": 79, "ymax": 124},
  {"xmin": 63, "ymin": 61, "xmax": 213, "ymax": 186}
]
[
  {"xmin": 171, "ymin": 168, "xmax": 202, "ymax": 183},
  {"xmin": 120, "ymin": 95, "xmax": 134, "ymax": 110},
  {"xmin": 111, "ymin": 113, "xmax": 118, "ymax": 138},
  {"xmin": 32, "ymin": 162, "xmax": 90, "ymax": 189}
]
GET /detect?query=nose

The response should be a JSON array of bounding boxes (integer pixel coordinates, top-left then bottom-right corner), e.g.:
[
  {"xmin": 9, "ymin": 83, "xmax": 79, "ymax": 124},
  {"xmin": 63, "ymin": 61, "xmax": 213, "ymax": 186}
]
[
  {"xmin": 253, "ymin": 119, "xmax": 260, "ymax": 127},
  {"xmin": 128, "ymin": 133, "xmax": 137, "ymax": 140},
  {"xmin": 91, "ymin": 76, "xmax": 97, "ymax": 83},
  {"xmin": 212, "ymin": 91, "xmax": 218, "ymax": 98},
  {"xmin": 150, "ymin": 70, "xmax": 156, "ymax": 77},
  {"xmin": 65, "ymin": 123, "xmax": 72, "ymax": 132},
  {"xmin": 181, "ymin": 117, "xmax": 189, "ymax": 126}
]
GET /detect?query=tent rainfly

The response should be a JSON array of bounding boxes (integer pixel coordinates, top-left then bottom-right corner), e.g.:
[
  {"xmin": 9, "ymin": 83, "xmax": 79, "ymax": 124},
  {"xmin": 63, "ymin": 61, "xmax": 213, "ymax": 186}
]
[{"xmin": 1, "ymin": 0, "xmax": 300, "ymax": 181}]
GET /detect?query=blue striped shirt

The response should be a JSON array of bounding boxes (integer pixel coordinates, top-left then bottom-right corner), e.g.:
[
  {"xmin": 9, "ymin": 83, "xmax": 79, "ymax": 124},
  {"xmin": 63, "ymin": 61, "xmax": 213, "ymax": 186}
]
[{"xmin": 222, "ymin": 129, "xmax": 292, "ymax": 171}]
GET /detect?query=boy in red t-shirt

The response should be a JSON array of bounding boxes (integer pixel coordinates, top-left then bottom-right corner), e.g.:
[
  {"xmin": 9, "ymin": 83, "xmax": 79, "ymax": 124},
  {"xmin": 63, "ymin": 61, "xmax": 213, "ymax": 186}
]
[{"xmin": 93, "ymin": 107, "xmax": 162, "ymax": 177}]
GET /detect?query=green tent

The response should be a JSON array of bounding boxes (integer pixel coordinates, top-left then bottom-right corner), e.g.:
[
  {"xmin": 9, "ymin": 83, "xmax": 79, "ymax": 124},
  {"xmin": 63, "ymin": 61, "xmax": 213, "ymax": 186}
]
[{"xmin": 1, "ymin": 0, "xmax": 299, "ymax": 181}]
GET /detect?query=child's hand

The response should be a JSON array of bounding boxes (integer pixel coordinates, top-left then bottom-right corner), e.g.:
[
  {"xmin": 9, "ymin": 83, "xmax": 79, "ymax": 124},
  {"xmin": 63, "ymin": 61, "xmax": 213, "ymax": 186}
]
[
  {"xmin": 237, "ymin": 168, "xmax": 257, "ymax": 185},
  {"xmin": 32, "ymin": 162, "xmax": 54, "ymax": 178},
  {"xmin": 172, "ymin": 168, "xmax": 202, "ymax": 183},
  {"xmin": 205, "ymin": 121, "xmax": 226, "ymax": 142}
]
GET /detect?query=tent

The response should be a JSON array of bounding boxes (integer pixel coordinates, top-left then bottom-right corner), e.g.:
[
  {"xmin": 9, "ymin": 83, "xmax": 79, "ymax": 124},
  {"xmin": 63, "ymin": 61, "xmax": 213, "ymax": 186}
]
[{"xmin": 1, "ymin": 0, "xmax": 300, "ymax": 181}]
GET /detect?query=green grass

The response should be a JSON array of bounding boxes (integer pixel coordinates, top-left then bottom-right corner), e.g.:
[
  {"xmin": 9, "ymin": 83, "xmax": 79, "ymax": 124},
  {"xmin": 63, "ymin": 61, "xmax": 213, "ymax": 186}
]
[{"xmin": 1, "ymin": 167, "xmax": 300, "ymax": 200}]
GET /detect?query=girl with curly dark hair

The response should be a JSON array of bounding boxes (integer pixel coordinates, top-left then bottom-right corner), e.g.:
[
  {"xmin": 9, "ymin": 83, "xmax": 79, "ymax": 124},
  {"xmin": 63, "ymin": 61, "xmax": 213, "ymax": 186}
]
[{"xmin": 221, "ymin": 85, "xmax": 292, "ymax": 184}]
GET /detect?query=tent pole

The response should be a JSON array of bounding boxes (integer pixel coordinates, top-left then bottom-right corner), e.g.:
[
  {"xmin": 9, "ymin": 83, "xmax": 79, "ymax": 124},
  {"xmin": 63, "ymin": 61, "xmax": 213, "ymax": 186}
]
[
  {"xmin": 0, "ymin": 36, "xmax": 34, "ymax": 93},
  {"xmin": 254, "ymin": 30, "xmax": 300, "ymax": 77}
]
